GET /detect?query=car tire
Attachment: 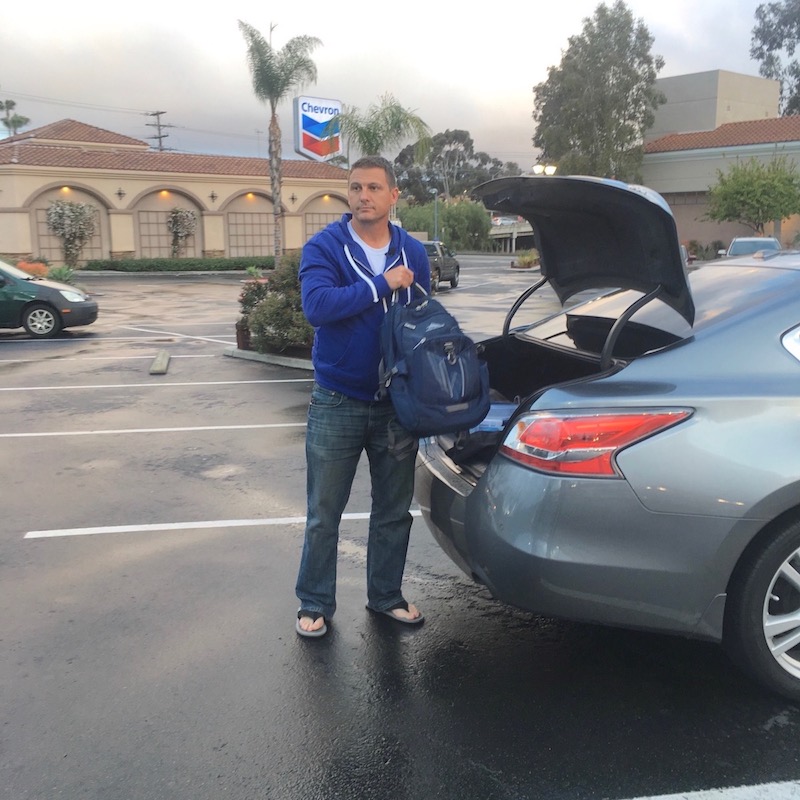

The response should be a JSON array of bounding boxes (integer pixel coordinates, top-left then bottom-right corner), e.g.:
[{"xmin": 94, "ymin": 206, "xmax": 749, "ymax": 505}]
[
  {"xmin": 724, "ymin": 517, "xmax": 800, "ymax": 700},
  {"xmin": 450, "ymin": 266, "xmax": 460, "ymax": 288},
  {"xmin": 22, "ymin": 303, "xmax": 62, "ymax": 338},
  {"xmin": 430, "ymin": 269, "xmax": 440, "ymax": 294}
]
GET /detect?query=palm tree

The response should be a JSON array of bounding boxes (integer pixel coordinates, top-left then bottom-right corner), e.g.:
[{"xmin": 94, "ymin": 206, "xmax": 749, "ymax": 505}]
[
  {"xmin": 333, "ymin": 93, "xmax": 432, "ymax": 165},
  {"xmin": 239, "ymin": 20, "xmax": 321, "ymax": 263},
  {"xmin": 1, "ymin": 99, "xmax": 29, "ymax": 136}
]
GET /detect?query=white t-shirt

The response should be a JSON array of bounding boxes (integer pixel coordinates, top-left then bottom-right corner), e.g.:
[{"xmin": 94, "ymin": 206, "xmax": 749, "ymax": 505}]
[{"xmin": 348, "ymin": 222, "xmax": 390, "ymax": 276}]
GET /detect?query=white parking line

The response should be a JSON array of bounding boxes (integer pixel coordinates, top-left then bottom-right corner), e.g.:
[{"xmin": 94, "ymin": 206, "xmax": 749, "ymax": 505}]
[
  {"xmin": 25, "ymin": 510, "xmax": 422, "ymax": 538},
  {"xmin": 0, "ymin": 378, "xmax": 312, "ymax": 392},
  {"xmin": 0, "ymin": 422, "xmax": 306, "ymax": 438},
  {"xmin": 0, "ymin": 354, "xmax": 218, "ymax": 363},
  {"xmin": 123, "ymin": 325, "xmax": 231, "ymax": 345},
  {"xmin": 0, "ymin": 336, "xmax": 236, "ymax": 345},
  {"xmin": 626, "ymin": 780, "xmax": 800, "ymax": 799}
]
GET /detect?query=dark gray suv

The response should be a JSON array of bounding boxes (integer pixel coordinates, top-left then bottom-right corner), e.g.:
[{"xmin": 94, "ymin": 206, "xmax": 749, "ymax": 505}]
[{"xmin": 422, "ymin": 241, "xmax": 459, "ymax": 292}]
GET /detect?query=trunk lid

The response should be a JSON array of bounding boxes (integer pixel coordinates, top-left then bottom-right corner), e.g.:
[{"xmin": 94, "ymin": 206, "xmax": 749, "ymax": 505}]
[{"xmin": 473, "ymin": 176, "xmax": 695, "ymax": 326}]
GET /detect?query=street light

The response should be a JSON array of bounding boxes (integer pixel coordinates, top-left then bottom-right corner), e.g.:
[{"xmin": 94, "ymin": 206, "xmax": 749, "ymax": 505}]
[
  {"xmin": 429, "ymin": 187, "xmax": 439, "ymax": 240},
  {"xmin": 532, "ymin": 163, "xmax": 557, "ymax": 176}
]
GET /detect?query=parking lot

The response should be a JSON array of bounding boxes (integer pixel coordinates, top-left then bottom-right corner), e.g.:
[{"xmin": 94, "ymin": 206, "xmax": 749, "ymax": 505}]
[{"xmin": 3, "ymin": 258, "xmax": 800, "ymax": 800}]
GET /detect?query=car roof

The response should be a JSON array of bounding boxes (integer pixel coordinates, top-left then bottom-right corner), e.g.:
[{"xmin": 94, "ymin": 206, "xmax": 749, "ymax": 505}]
[
  {"xmin": 472, "ymin": 175, "xmax": 695, "ymax": 325},
  {"xmin": 731, "ymin": 236, "xmax": 779, "ymax": 242}
]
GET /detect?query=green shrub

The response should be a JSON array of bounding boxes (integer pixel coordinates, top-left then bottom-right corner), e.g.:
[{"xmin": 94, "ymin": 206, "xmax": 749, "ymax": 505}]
[
  {"xmin": 82, "ymin": 256, "xmax": 275, "ymax": 272},
  {"xmin": 248, "ymin": 250, "xmax": 314, "ymax": 353},
  {"xmin": 47, "ymin": 265, "xmax": 76, "ymax": 284},
  {"xmin": 515, "ymin": 249, "xmax": 540, "ymax": 267},
  {"xmin": 238, "ymin": 278, "xmax": 271, "ymax": 316}
]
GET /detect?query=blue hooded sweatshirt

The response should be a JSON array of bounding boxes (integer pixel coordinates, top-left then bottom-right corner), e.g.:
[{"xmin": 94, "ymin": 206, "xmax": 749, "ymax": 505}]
[{"xmin": 299, "ymin": 213, "xmax": 431, "ymax": 402}]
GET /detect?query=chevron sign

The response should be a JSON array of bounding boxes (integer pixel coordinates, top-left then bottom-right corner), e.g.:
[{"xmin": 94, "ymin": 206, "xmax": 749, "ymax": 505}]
[{"xmin": 293, "ymin": 96, "xmax": 342, "ymax": 162}]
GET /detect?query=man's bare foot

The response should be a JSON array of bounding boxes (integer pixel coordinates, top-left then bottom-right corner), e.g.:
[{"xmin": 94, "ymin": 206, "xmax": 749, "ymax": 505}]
[
  {"xmin": 296, "ymin": 610, "xmax": 327, "ymax": 638},
  {"xmin": 391, "ymin": 602, "xmax": 422, "ymax": 621},
  {"xmin": 368, "ymin": 600, "xmax": 425, "ymax": 625}
]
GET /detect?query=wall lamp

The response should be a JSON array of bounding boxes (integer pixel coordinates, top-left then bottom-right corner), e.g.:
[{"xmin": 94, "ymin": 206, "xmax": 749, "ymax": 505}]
[
  {"xmin": 115, "ymin": 188, "xmax": 126, "ymax": 200},
  {"xmin": 209, "ymin": 191, "xmax": 218, "ymax": 203}
]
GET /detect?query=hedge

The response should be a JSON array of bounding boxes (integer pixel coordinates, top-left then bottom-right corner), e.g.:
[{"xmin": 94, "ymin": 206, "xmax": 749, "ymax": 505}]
[{"xmin": 81, "ymin": 256, "xmax": 275, "ymax": 272}]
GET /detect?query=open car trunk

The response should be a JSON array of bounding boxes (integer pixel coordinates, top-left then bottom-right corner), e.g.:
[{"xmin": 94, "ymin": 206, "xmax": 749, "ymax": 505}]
[
  {"xmin": 436, "ymin": 326, "xmax": 610, "ymax": 481},
  {"xmin": 432, "ymin": 175, "xmax": 697, "ymax": 482}
]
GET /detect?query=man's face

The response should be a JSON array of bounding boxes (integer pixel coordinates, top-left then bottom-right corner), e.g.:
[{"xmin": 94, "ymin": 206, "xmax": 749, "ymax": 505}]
[{"xmin": 348, "ymin": 167, "xmax": 399, "ymax": 225}]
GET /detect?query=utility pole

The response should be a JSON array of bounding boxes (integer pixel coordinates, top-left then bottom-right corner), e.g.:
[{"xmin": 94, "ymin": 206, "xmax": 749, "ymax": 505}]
[{"xmin": 145, "ymin": 111, "xmax": 173, "ymax": 151}]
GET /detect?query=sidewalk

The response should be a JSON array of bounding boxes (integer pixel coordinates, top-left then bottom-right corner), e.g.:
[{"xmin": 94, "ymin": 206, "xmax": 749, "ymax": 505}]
[{"xmin": 223, "ymin": 345, "xmax": 312, "ymax": 371}]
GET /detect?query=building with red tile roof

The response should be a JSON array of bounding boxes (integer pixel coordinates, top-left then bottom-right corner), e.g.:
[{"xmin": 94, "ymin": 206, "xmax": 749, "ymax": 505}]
[
  {"xmin": 0, "ymin": 120, "xmax": 349, "ymax": 264},
  {"xmin": 641, "ymin": 71, "xmax": 800, "ymax": 251}
]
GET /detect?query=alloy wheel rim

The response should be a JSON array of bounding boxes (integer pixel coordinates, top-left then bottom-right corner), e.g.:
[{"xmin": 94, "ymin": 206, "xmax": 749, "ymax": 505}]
[
  {"xmin": 29, "ymin": 310, "xmax": 55, "ymax": 334},
  {"xmin": 762, "ymin": 544, "xmax": 800, "ymax": 678}
]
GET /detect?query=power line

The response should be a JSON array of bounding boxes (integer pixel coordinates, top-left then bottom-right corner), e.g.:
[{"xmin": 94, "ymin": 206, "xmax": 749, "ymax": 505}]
[{"xmin": 1, "ymin": 88, "xmax": 149, "ymax": 116}]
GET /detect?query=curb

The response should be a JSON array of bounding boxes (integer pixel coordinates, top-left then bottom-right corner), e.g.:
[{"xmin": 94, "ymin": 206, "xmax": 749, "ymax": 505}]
[{"xmin": 223, "ymin": 346, "xmax": 313, "ymax": 372}]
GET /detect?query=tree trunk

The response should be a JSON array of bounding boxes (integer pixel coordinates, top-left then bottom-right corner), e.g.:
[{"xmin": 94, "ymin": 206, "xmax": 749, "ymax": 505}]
[{"xmin": 269, "ymin": 110, "xmax": 283, "ymax": 268}]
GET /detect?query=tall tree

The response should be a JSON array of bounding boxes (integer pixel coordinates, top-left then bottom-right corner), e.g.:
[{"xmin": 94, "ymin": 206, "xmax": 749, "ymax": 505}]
[
  {"xmin": 1, "ymin": 99, "xmax": 30, "ymax": 136},
  {"xmin": 706, "ymin": 155, "xmax": 800, "ymax": 238},
  {"xmin": 239, "ymin": 20, "xmax": 321, "ymax": 263},
  {"xmin": 395, "ymin": 130, "xmax": 521, "ymax": 204},
  {"xmin": 532, "ymin": 0, "xmax": 664, "ymax": 181},
  {"xmin": 332, "ymin": 93, "xmax": 431, "ymax": 165},
  {"xmin": 751, "ymin": 0, "xmax": 800, "ymax": 115}
]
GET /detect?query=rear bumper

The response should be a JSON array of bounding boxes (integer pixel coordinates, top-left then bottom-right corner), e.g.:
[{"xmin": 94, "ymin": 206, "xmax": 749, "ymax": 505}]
[{"xmin": 414, "ymin": 439, "xmax": 743, "ymax": 641}]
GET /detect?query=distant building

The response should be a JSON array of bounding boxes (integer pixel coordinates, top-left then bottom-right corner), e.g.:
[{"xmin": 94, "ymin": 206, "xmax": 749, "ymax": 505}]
[
  {"xmin": 642, "ymin": 70, "xmax": 800, "ymax": 248},
  {"xmin": 647, "ymin": 69, "xmax": 780, "ymax": 141},
  {"xmin": 0, "ymin": 119, "xmax": 349, "ymax": 265}
]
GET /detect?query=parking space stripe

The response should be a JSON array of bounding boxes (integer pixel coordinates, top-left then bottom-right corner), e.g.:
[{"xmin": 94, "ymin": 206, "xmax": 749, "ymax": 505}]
[
  {"xmin": 0, "ymin": 378, "xmax": 312, "ymax": 391},
  {"xmin": 0, "ymin": 355, "xmax": 218, "ymax": 363},
  {"xmin": 0, "ymin": 422, "xmax": 306, "ymax": 438},
  {"xmin": 123, "ymin": 325, "xmax": 232, "ymax": 345},
  {"xmin": 25, "ymin": 511, "xmax": 422, "ymax": 538}
]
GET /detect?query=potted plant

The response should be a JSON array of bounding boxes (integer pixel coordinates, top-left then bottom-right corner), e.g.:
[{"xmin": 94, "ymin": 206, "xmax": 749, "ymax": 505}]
[
  {"xmin": 248, "ymin": 250, "xmax": 314, "ymax": 356},
  {"xmin": 510, "ymin": 249, "xmax": 540, "ymax": 269},
  {"xmin": 236, "ymin": 266, "xmax": 271, "ymax": 350}
]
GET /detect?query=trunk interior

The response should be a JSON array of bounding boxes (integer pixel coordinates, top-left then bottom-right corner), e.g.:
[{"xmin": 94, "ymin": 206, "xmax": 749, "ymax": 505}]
[{"xmin": 437, "ymin": 332, "xmax": 607, "ymax": 481}]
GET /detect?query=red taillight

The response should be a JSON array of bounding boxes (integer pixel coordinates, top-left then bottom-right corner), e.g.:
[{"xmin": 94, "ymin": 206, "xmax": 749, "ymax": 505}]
[{"xmin": 499, "ymin": 409, "xmax": 692, "ymax": 477}]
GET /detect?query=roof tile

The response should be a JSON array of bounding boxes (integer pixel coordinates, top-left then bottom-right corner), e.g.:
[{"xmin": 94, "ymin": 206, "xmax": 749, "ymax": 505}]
[
  {"xmin": 645, "ymin": 116, "xmax": 800, "ymax": 153},
  {"xmin": 0, "ymin": 119, "xmax": 348, "ymax": 180}
]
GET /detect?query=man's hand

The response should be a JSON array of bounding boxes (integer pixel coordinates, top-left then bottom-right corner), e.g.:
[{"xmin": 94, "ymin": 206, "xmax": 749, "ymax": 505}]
[{"xmin": 384, "ymin": 265, "xmax": 415, "ymax": 290}]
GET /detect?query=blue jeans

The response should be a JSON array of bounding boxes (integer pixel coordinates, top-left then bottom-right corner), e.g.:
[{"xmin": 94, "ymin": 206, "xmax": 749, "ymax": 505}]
[{"xmin": 295, "ymin": 383, "xmax": 418, "ymax": 620}]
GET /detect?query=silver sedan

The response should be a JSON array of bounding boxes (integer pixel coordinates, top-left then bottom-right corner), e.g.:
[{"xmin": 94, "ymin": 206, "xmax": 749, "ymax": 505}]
[{"xmin": 415, "ymin": 176, "xmax": 800, "ymax": 701}]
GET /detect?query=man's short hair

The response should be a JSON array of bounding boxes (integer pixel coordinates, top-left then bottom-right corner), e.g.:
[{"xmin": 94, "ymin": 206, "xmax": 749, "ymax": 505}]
[{"xmin": 349, "ymin": 156, "xmax": 397, "ymax": 189}]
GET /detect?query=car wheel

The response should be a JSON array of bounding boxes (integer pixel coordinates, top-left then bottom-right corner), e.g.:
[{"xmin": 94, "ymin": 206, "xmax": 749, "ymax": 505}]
[
  {"xmin": 450, "ymin": 266, "xmax": 460, "ymax": 288},
  {"xmin": 430, "ymin": 269, "xmax": 440, "ymax": 294},
  {"xmin": 22, "ymin": 303, "xmax": 62, "ymax": 338},
  {"xmin": 724, "ymin": 518, "xmax": 800, "ymax": 700}
]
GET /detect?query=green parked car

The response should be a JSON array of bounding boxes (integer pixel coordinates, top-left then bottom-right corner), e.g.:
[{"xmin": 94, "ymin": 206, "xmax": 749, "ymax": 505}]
[{"xmin": 0, "ymin": 259, "xmax": 98, "ymax": 338}]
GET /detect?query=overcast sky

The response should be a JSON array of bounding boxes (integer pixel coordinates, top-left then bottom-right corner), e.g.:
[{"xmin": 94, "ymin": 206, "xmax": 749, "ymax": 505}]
[{"xmin": 0, "ymin": 0, "xmax": 767, "ymax": 167}]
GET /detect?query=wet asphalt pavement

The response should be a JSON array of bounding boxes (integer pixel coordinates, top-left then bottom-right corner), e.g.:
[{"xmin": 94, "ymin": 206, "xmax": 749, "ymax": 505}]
[{"xmin": 2, "ymin": 257, "xmax": 800, "ymax": 800}]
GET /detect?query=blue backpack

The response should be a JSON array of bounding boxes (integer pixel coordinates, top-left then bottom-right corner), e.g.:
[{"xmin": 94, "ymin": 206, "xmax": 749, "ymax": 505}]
[{"xmin": 378, "ymin": 285, "xmax": 490, "ymax": 437}]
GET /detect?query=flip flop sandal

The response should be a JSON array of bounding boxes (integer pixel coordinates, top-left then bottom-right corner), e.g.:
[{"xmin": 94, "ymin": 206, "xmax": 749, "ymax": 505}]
[
  {"xmin": 367, "ymin": 599, "xmax": 424, "ymax": 625},
  {"xmin": 296, "ymin": 609, "xmax": 328, "ymax": 638}
]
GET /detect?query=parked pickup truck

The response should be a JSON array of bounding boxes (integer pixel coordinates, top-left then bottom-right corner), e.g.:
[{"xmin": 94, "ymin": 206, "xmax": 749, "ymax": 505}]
[{"xmin": 421, "ymin": 241, "xmax": 460, "ymax": 292}]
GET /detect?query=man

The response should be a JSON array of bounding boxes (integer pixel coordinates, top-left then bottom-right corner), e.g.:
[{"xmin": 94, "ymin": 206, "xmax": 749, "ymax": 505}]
[{"xmin": 294, "ymin": 155, "xmax": 430, "ymax": 637}]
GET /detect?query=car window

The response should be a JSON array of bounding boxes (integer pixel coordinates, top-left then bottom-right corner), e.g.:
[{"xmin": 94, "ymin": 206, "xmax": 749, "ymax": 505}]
[
  {"xmin": 728, "ymin": 239, "xmax": 780, "ymax": 256},
  {"xmin": 423, "ymin": 244, "xmax": 437, "ymax": 257},
  {"xmin": 523, "ymin": 263, "xmax": 797, "ymax": 356}
]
